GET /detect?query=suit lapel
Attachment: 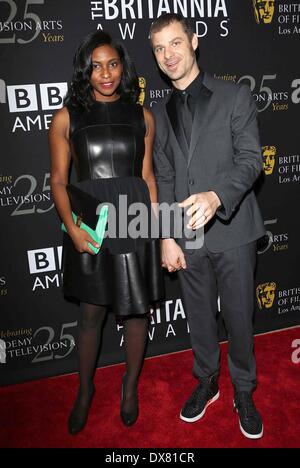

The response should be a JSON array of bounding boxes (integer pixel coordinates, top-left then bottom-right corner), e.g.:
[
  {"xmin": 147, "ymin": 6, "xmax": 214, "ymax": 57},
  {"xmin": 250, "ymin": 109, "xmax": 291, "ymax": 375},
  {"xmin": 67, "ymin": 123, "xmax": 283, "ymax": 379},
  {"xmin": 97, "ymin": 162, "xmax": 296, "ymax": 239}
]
[
  {"xmin": 188, "ymin": 84, "xmax": 213, "ymax": 167},
  {"xmin": 166, "ymin": 94, "xmax": 189, "ymax": 159}
]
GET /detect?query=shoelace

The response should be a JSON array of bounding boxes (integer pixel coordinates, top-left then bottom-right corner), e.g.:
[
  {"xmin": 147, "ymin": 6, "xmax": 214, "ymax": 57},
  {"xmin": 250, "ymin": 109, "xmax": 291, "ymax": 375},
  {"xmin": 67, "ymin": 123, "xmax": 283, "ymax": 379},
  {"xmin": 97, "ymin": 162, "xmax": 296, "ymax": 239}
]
[
  {"xmin": 188, "ymin": 383, "xmax": 211, "ymax": 406},
  {"xmin": 235, "ymin": 393, "xmax": 258, "ymax": 420}
]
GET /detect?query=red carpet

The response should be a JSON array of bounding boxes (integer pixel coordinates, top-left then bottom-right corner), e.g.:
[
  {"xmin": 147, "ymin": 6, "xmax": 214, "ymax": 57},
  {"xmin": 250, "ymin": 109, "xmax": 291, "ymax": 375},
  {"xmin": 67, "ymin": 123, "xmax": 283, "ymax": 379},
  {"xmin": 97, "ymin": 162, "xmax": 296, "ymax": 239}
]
[{"xmin": 1, "ymin": 327, "xmax": 300, "ymax": 448}]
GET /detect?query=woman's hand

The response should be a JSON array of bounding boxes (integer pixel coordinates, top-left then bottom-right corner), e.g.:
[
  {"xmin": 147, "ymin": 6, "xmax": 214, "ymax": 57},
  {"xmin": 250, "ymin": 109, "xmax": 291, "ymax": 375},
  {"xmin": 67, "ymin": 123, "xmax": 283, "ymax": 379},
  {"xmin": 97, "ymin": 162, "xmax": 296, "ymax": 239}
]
[
  {"xmin": 161, "ymin": 239, "xmax": 187, "ymax": 273},
  {"xmin": 69, "ymin": 225, "xmax": 100, "ymax": 255}
]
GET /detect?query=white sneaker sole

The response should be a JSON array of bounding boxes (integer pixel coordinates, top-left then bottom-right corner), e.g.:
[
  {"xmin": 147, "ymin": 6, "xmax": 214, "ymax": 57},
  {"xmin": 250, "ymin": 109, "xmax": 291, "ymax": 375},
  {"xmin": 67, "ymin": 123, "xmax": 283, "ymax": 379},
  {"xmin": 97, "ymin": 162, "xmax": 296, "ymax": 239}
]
[
  {"xmin": 180, "ymin": 391, "xmax": 220, "ymax": 423},
  {"xmin": 239, "ymin": 421, "xmax": 264, "ymax": 439},
  {"xmin": 234, "ymin": 402, "xmax": 264, "ymax": 439}
]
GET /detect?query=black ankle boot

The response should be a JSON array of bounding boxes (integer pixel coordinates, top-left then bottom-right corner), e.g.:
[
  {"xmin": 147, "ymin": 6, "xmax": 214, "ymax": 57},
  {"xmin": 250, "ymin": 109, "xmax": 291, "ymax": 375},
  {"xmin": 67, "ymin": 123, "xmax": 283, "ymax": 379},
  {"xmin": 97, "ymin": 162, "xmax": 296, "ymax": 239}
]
[
  {"xmin": 68, "ymin": 384, "xmax": 95, "ymax": 435},
  {"xmin": 120, "ymin": 374, "xmax": 139, "ymax": 427}
]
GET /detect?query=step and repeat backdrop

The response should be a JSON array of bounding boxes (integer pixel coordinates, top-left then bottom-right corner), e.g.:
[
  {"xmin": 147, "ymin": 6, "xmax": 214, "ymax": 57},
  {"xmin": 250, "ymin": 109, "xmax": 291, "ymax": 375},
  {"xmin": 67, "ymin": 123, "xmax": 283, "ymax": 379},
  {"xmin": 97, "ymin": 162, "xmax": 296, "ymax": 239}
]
[{"xmin": 1, "ymin": 0, "xmax": 300, "ymax": 385}]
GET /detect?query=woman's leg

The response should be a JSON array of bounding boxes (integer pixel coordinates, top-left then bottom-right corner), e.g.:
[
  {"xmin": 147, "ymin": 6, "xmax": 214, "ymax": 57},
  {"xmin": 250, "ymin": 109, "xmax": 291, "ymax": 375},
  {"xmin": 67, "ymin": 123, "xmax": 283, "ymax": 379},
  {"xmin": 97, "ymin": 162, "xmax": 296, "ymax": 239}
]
[
  {"xmin": 121, "ymin": 315, "xmax": 149, "ymax": 425},
  {"xmin": 68, "ymin": 302, "xmax": 107, "ymax": 434}
]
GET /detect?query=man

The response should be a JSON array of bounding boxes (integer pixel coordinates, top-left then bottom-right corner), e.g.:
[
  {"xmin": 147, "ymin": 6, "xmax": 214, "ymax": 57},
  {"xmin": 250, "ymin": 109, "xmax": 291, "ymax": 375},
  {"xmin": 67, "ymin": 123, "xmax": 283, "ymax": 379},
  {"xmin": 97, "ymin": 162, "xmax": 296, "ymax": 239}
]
[{"xmin": 150, "ymin": 13, "xmax": 266, "ymax": 439}]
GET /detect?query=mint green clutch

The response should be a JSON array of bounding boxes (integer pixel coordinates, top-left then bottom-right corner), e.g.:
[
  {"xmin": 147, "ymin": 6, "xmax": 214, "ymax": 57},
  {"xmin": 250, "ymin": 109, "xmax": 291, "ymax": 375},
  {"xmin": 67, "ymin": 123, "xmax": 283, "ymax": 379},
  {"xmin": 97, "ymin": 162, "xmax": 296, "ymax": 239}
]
[{"xmin": 61, "ymin": 205, "xmax": 108, "ymax": 254}]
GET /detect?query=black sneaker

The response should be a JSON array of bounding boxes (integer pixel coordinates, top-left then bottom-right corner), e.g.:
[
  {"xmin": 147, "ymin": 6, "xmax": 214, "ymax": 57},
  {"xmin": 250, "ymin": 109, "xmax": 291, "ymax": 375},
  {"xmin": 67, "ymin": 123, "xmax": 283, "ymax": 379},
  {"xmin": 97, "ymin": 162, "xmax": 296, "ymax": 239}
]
[
  {"xmin": 180, "ymin": 375, "xmax": 220, "ymax": 423},
  {"xmin": 234, "ymin": 391, "xmax": 263, "ymax": 439}
]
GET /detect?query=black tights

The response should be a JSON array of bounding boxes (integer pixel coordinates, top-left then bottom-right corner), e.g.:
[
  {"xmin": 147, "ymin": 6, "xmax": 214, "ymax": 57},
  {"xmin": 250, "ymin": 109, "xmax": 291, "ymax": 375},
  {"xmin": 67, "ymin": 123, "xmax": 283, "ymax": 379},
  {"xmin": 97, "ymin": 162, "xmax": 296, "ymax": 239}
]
[{"xmin": 74, "ymin": 301, "xmax": 148, "ymax": 416}]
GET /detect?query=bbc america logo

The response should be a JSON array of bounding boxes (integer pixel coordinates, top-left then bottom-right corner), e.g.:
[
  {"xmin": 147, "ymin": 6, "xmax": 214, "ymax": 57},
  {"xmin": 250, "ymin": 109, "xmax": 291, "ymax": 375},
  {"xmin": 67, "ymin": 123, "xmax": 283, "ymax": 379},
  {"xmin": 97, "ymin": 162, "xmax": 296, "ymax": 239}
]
[
  {"xmin": 27, "ymin": 247, "xmax": 62, "ymax": 274},
  {"xmin": 27, "ymin": 247, "xmax": 63, "ymax": 292},
  {"xmin": 0, "ymin": 80, "xmax": 68, "ymax": 131},
  {"xmin": 5, "ymin": 82, "xmax": 68, "ymax": 113}
]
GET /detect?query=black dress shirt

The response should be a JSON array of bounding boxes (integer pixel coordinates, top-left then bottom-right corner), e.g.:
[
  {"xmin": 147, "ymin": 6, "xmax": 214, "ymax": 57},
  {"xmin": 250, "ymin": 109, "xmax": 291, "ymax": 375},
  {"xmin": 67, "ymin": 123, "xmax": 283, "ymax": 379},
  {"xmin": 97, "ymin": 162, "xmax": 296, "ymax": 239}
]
[{"xmin": 173, "ymin": 71, "xmax": 204, "ymax": 119}]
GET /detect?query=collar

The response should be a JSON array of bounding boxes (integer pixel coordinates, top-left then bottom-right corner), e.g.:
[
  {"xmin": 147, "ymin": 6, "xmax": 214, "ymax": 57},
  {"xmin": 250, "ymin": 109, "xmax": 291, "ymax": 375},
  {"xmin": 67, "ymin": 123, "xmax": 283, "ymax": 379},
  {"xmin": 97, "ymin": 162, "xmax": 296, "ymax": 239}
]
[{"xmin": 173, "ymin": 71, "xmax": 204, "ymax": 99}]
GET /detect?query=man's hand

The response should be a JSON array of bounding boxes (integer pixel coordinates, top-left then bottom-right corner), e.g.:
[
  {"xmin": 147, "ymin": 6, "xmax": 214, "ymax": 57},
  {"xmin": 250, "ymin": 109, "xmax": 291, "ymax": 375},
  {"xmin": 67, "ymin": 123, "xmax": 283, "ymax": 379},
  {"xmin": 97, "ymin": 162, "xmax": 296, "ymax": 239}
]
[
  {"xmin": 178, "ymin": 191, "xmax": 221, "ymax": 230},
  {"xmin": 161, "ymin": 239, "xmax": 187, "ymax": 273}
]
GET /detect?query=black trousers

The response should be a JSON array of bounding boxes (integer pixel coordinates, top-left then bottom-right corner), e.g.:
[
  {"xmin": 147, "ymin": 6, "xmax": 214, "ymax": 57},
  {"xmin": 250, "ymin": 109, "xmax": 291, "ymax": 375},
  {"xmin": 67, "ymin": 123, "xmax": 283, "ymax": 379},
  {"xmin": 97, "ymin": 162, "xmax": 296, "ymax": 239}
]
[{"xmin": 178, "ymin": 241, "xmax": 257, "ymax": 392}]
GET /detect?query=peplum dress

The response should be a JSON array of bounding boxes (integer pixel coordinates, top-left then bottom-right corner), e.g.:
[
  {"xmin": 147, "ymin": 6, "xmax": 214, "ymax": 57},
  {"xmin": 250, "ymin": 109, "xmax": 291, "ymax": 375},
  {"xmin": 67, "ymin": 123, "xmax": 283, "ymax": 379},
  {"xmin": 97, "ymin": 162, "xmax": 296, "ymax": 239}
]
[{"xmin": 62, "ymin": 98, "xmax": 164, "ymax": 318}]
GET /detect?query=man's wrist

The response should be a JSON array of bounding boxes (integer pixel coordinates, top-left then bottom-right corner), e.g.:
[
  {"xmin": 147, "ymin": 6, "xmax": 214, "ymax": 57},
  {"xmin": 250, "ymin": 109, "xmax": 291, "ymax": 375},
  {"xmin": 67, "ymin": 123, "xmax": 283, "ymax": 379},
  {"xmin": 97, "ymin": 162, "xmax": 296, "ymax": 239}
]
[{"xmin": 209, "ymin": 191, "xmax": 222, "ymax": 209}]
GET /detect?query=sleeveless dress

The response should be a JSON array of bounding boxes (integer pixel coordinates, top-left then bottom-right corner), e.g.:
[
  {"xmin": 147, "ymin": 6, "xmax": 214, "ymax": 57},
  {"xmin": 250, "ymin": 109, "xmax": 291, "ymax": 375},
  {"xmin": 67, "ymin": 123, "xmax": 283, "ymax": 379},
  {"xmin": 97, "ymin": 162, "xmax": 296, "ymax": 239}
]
[{"xmin": 62, "ymin": 98, "xmax": 164, "ymax": 318}]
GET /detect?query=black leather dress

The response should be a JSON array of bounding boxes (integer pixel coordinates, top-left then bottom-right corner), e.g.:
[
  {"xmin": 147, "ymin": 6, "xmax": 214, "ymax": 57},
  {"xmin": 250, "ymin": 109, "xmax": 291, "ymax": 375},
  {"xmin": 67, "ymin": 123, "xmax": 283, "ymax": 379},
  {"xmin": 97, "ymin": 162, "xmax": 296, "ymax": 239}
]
[{"xmin": 62, "ymin": 98, "xmax": 164, "ymax": 317}]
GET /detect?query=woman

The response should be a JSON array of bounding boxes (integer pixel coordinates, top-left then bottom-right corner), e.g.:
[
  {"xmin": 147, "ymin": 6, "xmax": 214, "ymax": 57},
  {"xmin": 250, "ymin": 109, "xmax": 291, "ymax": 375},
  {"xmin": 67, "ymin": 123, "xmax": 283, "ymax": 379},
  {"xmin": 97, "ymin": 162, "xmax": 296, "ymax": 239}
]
[{"xmin": 49, "ymin": 31, "xmax": 163, "ymax": 435}]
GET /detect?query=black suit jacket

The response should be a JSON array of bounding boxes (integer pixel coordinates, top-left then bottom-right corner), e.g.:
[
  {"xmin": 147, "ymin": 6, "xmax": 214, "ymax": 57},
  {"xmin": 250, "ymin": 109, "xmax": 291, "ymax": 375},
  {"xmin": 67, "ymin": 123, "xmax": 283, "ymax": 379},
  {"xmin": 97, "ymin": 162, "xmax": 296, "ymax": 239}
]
[{"xmin": 152, "ymin": 73, "xmax": 266, "ymax": 252}]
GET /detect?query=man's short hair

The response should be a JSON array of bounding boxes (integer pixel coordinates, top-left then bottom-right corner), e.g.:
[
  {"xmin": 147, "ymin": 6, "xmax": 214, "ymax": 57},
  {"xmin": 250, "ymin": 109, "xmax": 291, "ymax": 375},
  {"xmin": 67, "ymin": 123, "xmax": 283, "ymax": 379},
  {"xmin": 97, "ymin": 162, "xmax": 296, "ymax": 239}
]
[{"xmin": 150, "ymin": 13, "xmax": 194, "ymax": 42}]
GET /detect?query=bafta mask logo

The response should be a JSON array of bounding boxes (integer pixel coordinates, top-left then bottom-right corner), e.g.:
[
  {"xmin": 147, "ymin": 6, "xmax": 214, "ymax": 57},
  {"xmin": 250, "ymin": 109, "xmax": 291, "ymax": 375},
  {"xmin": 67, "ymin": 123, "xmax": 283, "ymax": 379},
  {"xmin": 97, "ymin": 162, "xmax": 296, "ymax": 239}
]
[
  {"xmin": 138, "ymin": 77, "xmax": 146, "ymax": 106},
  {"xmin": 256, "ymin": 282, "xmax": 277, "ymax": 309},
  {"xmin": 262, "ymin": 146, "xmax": 277, "ymax": 175},
  {"xmin": 253, "ymin": 0, "xmax": 275, "ymax": 24}
]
